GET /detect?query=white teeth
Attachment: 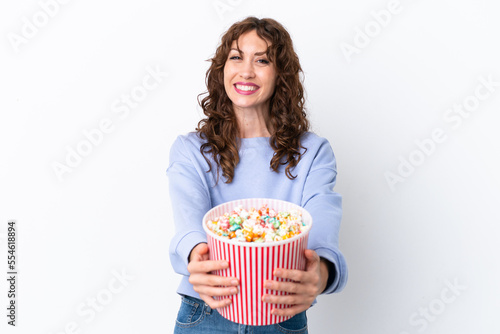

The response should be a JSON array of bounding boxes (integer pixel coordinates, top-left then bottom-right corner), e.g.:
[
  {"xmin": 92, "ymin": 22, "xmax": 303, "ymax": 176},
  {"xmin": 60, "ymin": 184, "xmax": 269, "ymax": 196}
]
[{"xmin": 236, "ymin": 84, "xmax": 258, "ymax": 91}]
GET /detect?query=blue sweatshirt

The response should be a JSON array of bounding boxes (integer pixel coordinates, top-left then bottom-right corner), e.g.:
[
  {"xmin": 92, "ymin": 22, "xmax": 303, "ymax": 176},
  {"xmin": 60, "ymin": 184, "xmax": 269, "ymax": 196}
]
[{"xmin": 167, "ymin": 131, "xmax": 347, "ymax": 299}]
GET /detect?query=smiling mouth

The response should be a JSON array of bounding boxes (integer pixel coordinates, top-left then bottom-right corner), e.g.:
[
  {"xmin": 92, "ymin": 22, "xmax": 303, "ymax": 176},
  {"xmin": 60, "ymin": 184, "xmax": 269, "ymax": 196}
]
[
  {"xmin": 235, "ymin": 84, "xmax": 259, "ymax": 91},
  {"xmin": 233, "ymin": 83, "xmax": 260, "ymax": 95}
]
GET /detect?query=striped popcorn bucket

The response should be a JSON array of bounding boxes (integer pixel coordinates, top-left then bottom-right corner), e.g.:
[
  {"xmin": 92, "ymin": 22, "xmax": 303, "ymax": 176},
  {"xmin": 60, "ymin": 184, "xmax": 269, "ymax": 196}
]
[{"xmin": 202, "ymin": 198, "xmax": 312, "ymax": 326}]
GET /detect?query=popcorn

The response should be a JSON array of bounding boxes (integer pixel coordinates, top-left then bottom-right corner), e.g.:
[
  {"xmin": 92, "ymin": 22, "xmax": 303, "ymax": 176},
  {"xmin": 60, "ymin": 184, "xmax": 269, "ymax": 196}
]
[{"xmin": 206, "ymin": 204, "xmax": 309, "ymax": 242}]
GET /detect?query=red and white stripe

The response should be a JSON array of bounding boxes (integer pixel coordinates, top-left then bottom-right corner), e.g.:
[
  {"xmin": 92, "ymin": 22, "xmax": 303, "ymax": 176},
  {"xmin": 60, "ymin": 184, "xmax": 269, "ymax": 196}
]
[{"xmin": 203, "ymin": 198, "xmax": 312, "ymax": 326}]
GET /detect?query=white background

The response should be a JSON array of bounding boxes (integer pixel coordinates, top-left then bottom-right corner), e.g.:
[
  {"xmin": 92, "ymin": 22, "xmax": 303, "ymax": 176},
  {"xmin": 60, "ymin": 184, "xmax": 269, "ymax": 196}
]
[{"xmin": 1, "ymin": 0, "xmax": 499, "ymax": 333}]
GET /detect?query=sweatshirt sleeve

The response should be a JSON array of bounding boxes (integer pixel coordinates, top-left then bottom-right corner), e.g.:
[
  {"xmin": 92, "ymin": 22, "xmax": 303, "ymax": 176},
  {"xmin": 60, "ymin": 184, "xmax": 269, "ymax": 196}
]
[
  {"xmin": 301, "ymin": 138, "xmax": 348, "ymax": 294},
  {"xmin": 167, "ymin": 135, "xmax": 211, "ymax": 276}
]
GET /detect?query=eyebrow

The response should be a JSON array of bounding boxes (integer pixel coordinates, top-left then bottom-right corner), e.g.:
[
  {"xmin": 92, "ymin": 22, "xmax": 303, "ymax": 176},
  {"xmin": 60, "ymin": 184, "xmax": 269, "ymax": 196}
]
[{"xmin": 230, "ymin": 48, "xmax": 267, "ymax": 56}]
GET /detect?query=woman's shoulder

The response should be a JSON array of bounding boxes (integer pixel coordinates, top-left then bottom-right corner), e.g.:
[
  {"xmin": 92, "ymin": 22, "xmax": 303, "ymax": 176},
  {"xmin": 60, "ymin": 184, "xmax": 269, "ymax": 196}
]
[
  {"xmin": 172, "ymin": 131, "xmax": 206, "ymax": 149},
  {"xmin": 301, "ymin": 131, "xmax": 333, "ymax": 148},
  {"xmin": 300, "ymin": 131, "xmax": 338, "ymax": 166},
  {"xmin": 169, "ymin": 131, "xmax": 207, "ymax": 163}
]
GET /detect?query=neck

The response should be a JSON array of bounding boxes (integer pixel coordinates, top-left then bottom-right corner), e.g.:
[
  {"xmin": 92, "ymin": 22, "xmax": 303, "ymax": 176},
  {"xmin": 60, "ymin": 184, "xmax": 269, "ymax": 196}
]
[{"xmin": 234, "ymin": 105, "xmax": 273, "ymax": 138}]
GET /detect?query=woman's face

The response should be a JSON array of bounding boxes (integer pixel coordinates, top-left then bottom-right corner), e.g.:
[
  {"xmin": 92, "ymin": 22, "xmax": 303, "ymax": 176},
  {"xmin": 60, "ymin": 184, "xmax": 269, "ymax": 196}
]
[{"xmin": 223, "ymin": 30, "xmax": 277, "ymax": 114}]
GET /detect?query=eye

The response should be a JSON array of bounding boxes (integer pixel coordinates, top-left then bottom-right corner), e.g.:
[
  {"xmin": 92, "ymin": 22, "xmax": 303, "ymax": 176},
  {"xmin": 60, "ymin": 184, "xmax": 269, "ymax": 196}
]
[
  {"xmin": 257, "ymin": 59, "xmax": 270, "ymax": 64},
  {"xmin": 229, "ymin": 55, "xmax": 242, "ymax": 60}
]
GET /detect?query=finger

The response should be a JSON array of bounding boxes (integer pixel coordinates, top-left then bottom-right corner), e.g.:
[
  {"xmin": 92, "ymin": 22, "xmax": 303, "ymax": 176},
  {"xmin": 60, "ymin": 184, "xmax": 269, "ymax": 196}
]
[
  {"xmin": 189, "ymin": 243, "xmax": 209, "ymax": 262},
  {"xmin": 189, "ymin": 273, "xmax": 239, "ymax": 287},
  {"xmin": 187, "ymin": 259, "xmax": 230, "ymax": 274},
  {"xmin": 264, "ymin": 279, "xmax": 316, "ymax": 296},
  {"xmin": 200, "ymin": 293, "xmax": 233, "ymax": 309},
  {"xmin": 194, "ymin": 284, "xmax": 239, "ymax": 298},
  {"xmin": 272, "ymin": 268, "xmax": 308, "ymax": 282},
  {"xmin": 304, "ymin": 249, "xmax": 320, "ymax": 271},
  {"xmin": 270, "ymin": 304, "xmax": 310, "ymax": 317},
  {"xmin": 262, "ymin": 292, "xmax": 312, "ymax": 306}
]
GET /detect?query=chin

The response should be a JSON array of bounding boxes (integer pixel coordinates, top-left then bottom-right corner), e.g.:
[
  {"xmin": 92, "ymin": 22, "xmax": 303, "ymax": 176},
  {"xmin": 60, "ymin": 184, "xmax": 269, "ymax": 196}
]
[{"xmin": 231, "ymin": 98, "xmax": 255, "ymax": 108}]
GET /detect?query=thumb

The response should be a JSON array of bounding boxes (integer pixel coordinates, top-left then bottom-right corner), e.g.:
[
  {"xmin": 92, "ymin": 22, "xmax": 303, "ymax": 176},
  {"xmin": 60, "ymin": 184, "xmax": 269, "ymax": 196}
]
[
  {"xmin": 304, "ymin": 249, "xmax": 320, "ymax": 271},
  {"xmin": 189, "ymin": 242, "xmax": 209, "ymax": 262}
]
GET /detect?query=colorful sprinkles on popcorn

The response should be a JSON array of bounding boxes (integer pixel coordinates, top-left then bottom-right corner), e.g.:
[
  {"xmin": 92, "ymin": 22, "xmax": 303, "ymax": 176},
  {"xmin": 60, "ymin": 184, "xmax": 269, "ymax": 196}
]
[{"xmin": 206, "ymin": 204, "xmax": 309, "ymax": 242}]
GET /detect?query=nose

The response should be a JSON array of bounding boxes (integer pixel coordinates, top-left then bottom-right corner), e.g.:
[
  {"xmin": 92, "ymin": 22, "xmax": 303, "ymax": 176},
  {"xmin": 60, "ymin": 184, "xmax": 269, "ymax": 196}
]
[{"xmin": 239, "ymin": 59, "xmax": 255, "ymax": 79}]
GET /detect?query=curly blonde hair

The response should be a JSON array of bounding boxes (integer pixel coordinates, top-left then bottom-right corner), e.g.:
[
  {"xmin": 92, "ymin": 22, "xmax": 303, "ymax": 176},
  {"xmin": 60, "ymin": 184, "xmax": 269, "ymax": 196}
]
[{"xmin": 197, "ymin": 16, "xmax": 309, "ymax": 184}]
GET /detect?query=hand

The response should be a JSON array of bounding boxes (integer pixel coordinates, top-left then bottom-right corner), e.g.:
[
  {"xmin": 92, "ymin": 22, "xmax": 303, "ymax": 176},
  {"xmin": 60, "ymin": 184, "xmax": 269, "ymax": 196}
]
[
  {"xmin": 262, "ymin": 249, "xmax": 329, "ymax": 317},
  {"xmin": 187, "ymin": 243, "xmax": 239, "ymax": 309}
]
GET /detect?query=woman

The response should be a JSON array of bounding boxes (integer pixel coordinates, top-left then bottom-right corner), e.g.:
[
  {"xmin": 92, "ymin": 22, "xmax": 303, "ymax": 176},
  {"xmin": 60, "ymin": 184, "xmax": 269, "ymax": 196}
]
[{"xmin": 167, "ymin": 16, "xmax": 347, "ymax": 333}]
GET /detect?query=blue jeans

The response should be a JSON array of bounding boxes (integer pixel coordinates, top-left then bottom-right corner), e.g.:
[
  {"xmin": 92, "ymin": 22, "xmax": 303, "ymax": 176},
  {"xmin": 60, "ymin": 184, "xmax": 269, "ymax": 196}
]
[{"xmin": 174, "ymin": 295, "xmax": 308, "ymax": 333}]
